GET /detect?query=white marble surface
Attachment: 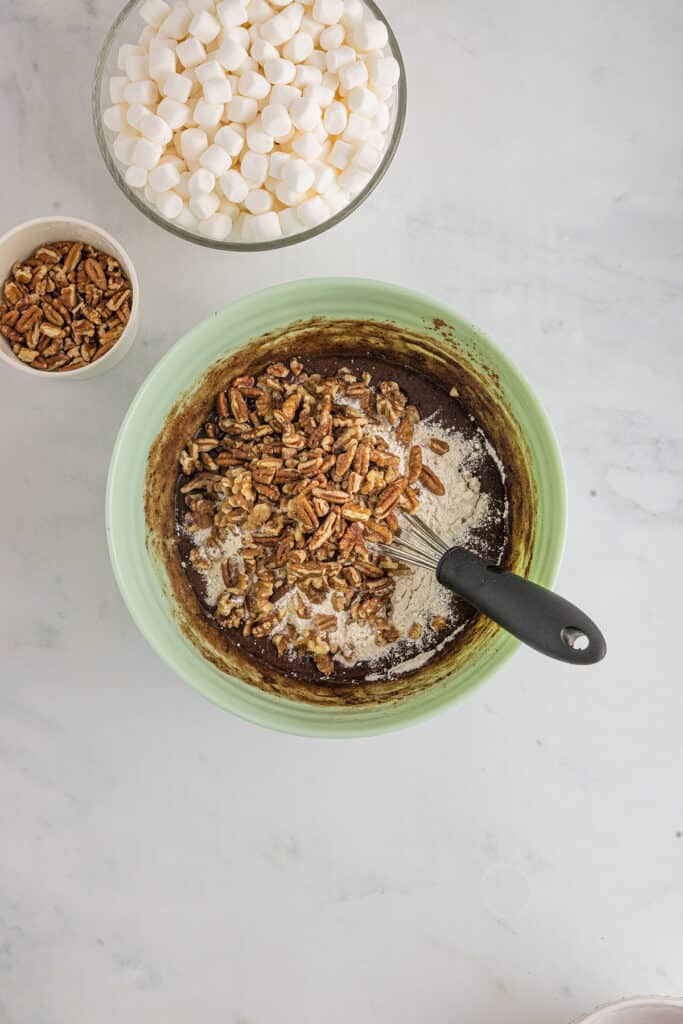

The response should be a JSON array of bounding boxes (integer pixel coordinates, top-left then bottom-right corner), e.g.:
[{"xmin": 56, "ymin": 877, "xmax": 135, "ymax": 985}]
[{"xmin": 1, "ymin": 1, "xmax": 682, "ymax": 1021}]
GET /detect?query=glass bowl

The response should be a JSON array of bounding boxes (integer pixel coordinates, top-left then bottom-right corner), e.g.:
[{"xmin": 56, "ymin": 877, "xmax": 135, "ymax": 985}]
[{"xmin": 92, "ymin": 0, "xmax": 407, "ymax": 252}]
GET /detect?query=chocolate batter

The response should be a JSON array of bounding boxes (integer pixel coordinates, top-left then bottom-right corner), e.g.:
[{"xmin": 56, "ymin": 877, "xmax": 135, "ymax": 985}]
[{"xmin": 173, "ymin": 353, "xmax": 509, "ymax": 685}]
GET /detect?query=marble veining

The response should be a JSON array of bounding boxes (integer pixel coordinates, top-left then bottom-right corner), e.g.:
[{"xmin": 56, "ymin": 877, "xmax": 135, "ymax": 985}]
[{"xmin": 1, "ymin": 1, "xmax": 682, "ymax": 1022}]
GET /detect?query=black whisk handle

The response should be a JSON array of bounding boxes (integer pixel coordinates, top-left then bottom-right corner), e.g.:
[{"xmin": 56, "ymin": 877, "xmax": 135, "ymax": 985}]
[{"xmin": 436, "ymin": 547, "xmax": 606, "ymax": 665}]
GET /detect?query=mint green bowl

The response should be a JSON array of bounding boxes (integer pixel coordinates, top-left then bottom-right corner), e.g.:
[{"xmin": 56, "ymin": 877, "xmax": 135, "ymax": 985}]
[{"xmin": 106, "ymin": 279, "xmax": 566, "ymax": 737}]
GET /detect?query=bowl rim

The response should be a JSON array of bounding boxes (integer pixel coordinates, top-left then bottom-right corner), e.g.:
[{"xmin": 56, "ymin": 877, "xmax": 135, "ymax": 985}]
[
  {"xmin": 0, "ymin": 215, "xmax": 139, "ymax": 380},
  {"xmin": 106, "ymin": 277, "xmax": 567, "ymax": 737},
  {"xmin": 576, "ymin": 997, "xmax": 683, "ymax": 1022},
  {"xmin": 92, "ymin": 0, "xmax": 407, "ymax": 252}
]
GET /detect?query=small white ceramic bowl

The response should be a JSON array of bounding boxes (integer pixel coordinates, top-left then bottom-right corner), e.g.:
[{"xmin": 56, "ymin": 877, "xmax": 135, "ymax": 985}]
[
  {"xmin": 0, "ymin": 216, "xmax": 139, "ymax": 380},
  {"xmin": 578, "ymin": 997, "xmax": 683, "ymax": 1024}
]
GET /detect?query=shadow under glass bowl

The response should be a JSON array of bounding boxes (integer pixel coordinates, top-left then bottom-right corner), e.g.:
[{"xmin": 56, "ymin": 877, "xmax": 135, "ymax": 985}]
[{"xmin": 92, "ymin": 0, "xmax": 407, "ymax": 252}]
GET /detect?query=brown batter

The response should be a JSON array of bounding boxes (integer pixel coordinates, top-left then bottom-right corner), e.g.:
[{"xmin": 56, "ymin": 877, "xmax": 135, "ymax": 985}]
[{"xmin": 173, "ymin": 353, "xmax": 508, "ymax": 684}]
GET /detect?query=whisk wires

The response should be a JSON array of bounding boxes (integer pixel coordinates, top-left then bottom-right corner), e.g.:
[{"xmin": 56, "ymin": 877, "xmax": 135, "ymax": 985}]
[{"xmin": 374, "ymin": 512, "xmax": 449, "ymax": 571}]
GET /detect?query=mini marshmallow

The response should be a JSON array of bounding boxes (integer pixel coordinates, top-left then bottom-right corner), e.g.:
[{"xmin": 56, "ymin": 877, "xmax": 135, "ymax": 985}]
[
  {"xmin": 203, "ymin": 77, "xmax": 233, "ymax": 102},
  {"xmin": 342, "ymin": 111, "xmax": 371, "ymax": 142},
  {"xmin": 297, "ymin": 194, "xmax": 328, "ymax": 226},
  {"xmin": 156, "ymin": 189, "xmax": 184, "ymax": 218},
  {"xmin": 198, "ymin": 143, "xmax": 231, "ymax": 176},
  {"xmin": 144, "ymin": 183, "xmax": 161, "ymax": 205},
  {"xmin": 193, "ymin": 99, "xmax": 224, "ymax": 128},
  {"xmin": 176, "ymin": 36, "xmax": 207, "ymax": 68},
  {"xmin": 290, "ymin": 95, "xmax": 321, "ymax": 131},
  {"xmin": 220, "ymin": 168, "xmax": 250, "ymax": 201},
  {"xmin": 270, "ymin": 84, "xmax": 301, "ymax": 107},
  {"xmin": 292, "ymin": 131, "xmax": 322, "ymax": 160},
  {"xmin": 278, "ymin": 207, "xmax": 301, "ymax": 235},
  {"xmin": 321, "ymin": 71, "xmax": 339, "ymax": 91},
  {"xmin": 323, "ymin": 100, "xmax": 347, "ymax": 134},
  {"xmin": 241, "ymin": 149, "xmax": 269, "ymax": 184},
  {"xmin": 260, "ymin": 11, "xmax": 297, "ymax": 45},
  {"xmin": 117, "ymin": 44, "xmax": 144, "ymax": 70},
  {"xmin": 189, "ymin": 9, "xmax": 221, "ymax": 42},
  {"xmin": 368, "ymin": 54, "xmax": 400, "ymax": 88},
  {"xmin": 174, "ymin": 205, "xmax": 198, "ymax": 229},
  {"xmin": 195, "ymin": 59, "xmax": 225, "ymax": 83},
  {"xmin": 300, "ymin": 14, "xmax": 324, "ymax": 41},
  {"xmin": 139, "ymin": 110, "xmax": 174, "ymax": 145},
  {"xmin": 109, "ymin": 76, "xmax": 128, "ymax": 104},
  {"xmin": 263, "ymin": 57, "xmax": 296, "ymax": 84},
  {"xmin": 261, "ymin": 102, "xmax": 291, "ymax": 138},
  {"xmin": 140, "ymin": 0, "xmax": 170, "ymax": 27},
  {"xmin": 148, "ymin": 45, "xmax": 176, "ymax": 80},
  {"xmin": 188, "ymin": 167, "xmax": 216, "ymax": 194},
  {"xmin": 125, "ymin": 164, "xmax": 148, "ymax": 189},
  {"xmin": 239, "ymin": 69, "xmax": 271, "ymax": 98},
  {"xmin": 161, "ymin": 5, "xmax": 192, "ymax": 39},
  {"xmin": 328, "ymin": 138, "xmax": 354, "ymax": 169},
  {"xmin": 268, "ymin": 150, "xmax": 291, "ymax": 178},
  {"xmin": 148, "ymin": 161, "xmax": 182, "ymax": 191},
  {"xmin": 306, "ymin": 49, "xmax": 327, "ymax": 69},
  {"xmin": 126, "ymin": 103, "xmax": 147, "ymax": 129},
  {"xmin": 161, "ymin": 70, "xmax": 192, "ymax": 102},
  {"xmin": 352, "ymin": 140, "xmax": 381, "ymax": 171},
  {"xmin": 251, "ymin": 39, "xmax": 279, "ymax": 63},
  {"xmin": 285, "ymin": 3, "xmax": 304, "ymax": 33},
  {"xmin": 275, "ymin": 180, "xmax": 306, "ymax": 205},
  {"xmin": 123, "ymin": 79, "xmax": 160, "ymax": 105},
  {"xmin": 220, "ymin": 198, "xmax": 240, "ymax": 218},
  {"xmin": 139, "ymin": 24, "xmax": 156, "ymax": 44},
  {"xmin": 241, "ymin": 211, "xmax": 282, "ymax": 241},
  {"xmin": 324, "ymin": 181, "xmax": 350, "ymax": 211},
  {"xmin": 244, "ymin": 188, "xmax": 273, "ymax": 213},
  {"xmin": 133, "ymin": 137, "xmax": 164, "ymax": 169},
  {"xmin": 311, "ymin": 160, "xmax": 335, "ymax": 193},
  {"xmin": 293, "ymin": 64, "xmax": 322, "ymax": 87},
  {"xmin": 325, "ymin": 45, "xmax": 354, "ymax": 72},
  {"xmin": 340, "ymin": 0, "xmax": 363, "ymax": 26},
  {"xmin": 113, "ymin": 132, "xmax": 138, "ymax": 165},
  {"xmin": 227, "ymin": 95, "xmax": 259, "ymax": 123},
  {"xmin": 319, "ymin": 24, "xmax": 344, "ymax": 49},
  {"xmin": 338, "ymin": 164, "xmax": 369, "ymax": 191},
  {"xmin": 175, "ymin": 171, "xmax": 191, "ymax": 198},
  {"xmin": 246, "ymin": 119, "xmax": 275, "ymax": 153},
  {"xmin": 337, "ymin": 59, "xmax": 367, "ymax": 91},
  {"xmin": 217, "ymin": 0, "xmax": 248, "ymax": 28},
  {"xmin": 198, "ymin": 212, "xmax": 233, "ymax": 240},
  {"xmin": 374, "ymin": 100, "xmax": 390, "ymax": 132},
  {"xmin": 181, "ymin": 126, "xmax": 209, "ymax": 160},
  {"xmin": 247, "ymin": 0, "xmax": 275, "ymax": 22},
  {"xmin": 189, "ymin": 0, "xmax": 215, "ymax": 11},
  {"xmin": 303, "ymin": 83, "xmax": 334, "ymax": 108},
  {"xmin": 214, "ymin": 39, "xmax": 249, "ymax": 70},
  {"xmin": 125, "ymin": 54, "xmax": 149, "ymax": 82},
  {"xmin": 281, "ymin": 156, "xmax": 314, "ymax": 192},
  {"xmin": 103, "ymin": 105, "xmax": 126, "ymax": 132},
  {"xmin": 224, "ymin": 25, "xmax": 251, "ymax": 46},
  {"xmin": 312, "ymin": 0, "xmax": 343, "ymax": 25},
  {"xmin": 347, "ymin": 85, "xmax": 377, "ymax": 118},
  {"xmin": 282, "ymin": 32, "xmax": 314, "ymax": 63},
  {"xmin": 215, "ymin": 123, "xmax": 245, "ymax": 155},
  {"xmin": 353, "ymin": 17, "xmax": 388, "ymax": 51},
  {"xmin": 189, "ymin": 191, "xmax": 221, "ymax": 219}
]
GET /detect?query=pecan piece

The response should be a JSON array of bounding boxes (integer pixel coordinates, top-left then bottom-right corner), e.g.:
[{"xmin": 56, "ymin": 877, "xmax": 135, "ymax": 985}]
[
  {"xmin": 407, "ymin": 445, "xmax": 422, "ymax": 484},
  {"xmin": 419, "ymin": 465, "xmax": 446, "ymax": 496}
]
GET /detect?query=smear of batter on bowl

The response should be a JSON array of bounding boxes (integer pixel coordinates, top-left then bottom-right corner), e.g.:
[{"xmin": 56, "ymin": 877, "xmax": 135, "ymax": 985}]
[{"xmin": 174, "ymin": 355, "xmax": 508, "ymax": 682}]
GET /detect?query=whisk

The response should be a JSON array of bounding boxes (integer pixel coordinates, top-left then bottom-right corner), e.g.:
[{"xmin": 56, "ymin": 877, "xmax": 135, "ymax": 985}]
[{"xmin": 375, "ymin": 513, "xmax": 606, "ymax": 665}]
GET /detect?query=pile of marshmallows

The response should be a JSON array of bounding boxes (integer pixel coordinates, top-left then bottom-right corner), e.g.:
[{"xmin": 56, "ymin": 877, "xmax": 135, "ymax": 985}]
[{"xmin": 103, "ymin": 0, "xmax": 401, "ymax": 242}]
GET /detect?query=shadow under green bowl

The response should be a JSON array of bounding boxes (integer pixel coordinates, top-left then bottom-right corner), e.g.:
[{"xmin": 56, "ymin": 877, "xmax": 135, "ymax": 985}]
[{"xmin": 106, "ymin": 278, "xmax": 566, "ymax": 737}]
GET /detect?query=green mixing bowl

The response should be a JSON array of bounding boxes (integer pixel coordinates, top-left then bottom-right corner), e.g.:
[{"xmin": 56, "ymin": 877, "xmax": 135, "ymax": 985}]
[{"xmin": 106, "ymin": 279, "xmax": 566, "ymax": 736}]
